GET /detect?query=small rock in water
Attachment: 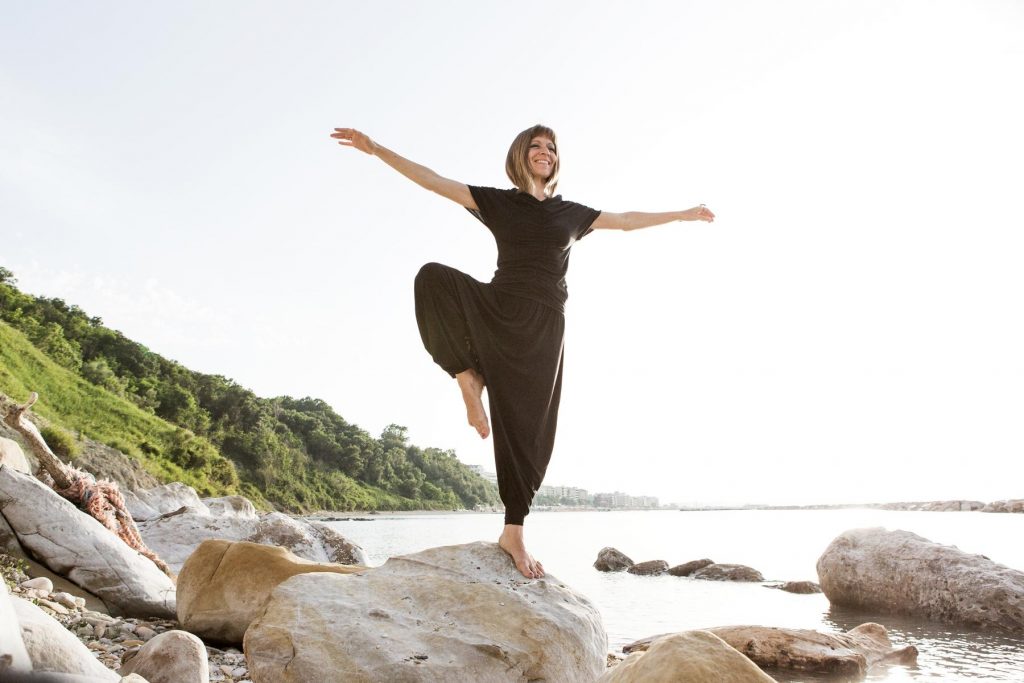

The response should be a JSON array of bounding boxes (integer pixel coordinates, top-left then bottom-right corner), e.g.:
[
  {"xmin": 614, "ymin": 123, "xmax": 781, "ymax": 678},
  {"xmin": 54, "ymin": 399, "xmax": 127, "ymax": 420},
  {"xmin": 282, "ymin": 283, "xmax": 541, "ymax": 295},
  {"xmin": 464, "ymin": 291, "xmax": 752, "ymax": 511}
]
[
  {"xmin": 775, "ymin": 580, "xmax": 822, "ymax": 594},
  {"xmin": 692, "ymin": 563, "xmax": 765, "ymax": 582},
  {"xmin": 627, "ymin": 560, "xmax": 669, "ymax": 576},
  {"xmin": 667, "ymin": 559, "xmax": 714, "ymax": 577},
  {"xmin": 594, "ymin": 547, "xmax": 634, "ymax": 572}
]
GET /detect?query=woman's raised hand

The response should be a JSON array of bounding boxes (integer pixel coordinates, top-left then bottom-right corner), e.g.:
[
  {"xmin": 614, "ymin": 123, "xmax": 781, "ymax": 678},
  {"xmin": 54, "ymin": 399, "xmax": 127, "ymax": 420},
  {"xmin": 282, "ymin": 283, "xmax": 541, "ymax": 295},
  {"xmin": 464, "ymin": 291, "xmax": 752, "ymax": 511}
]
[
  {"xmin": 683, "ymin": 205, "xmax": 715, "ymax": 223},
  {"xmin": 331, "ymin": 128, "xmax": 376, "ymax": 155}
]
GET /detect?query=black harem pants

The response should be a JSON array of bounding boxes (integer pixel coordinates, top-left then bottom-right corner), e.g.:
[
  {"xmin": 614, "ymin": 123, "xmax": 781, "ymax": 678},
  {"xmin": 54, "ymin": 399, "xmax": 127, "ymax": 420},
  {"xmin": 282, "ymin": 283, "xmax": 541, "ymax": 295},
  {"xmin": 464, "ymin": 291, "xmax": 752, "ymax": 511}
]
[{"xmin": 414, "ymin": 262, "xmax": 564, "ymax": 525}]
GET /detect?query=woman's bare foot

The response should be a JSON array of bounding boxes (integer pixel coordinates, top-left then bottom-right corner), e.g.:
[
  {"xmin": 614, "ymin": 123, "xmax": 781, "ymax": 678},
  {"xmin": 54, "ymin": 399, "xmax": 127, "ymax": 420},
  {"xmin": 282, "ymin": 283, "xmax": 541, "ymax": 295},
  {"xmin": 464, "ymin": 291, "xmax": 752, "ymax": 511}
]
[
  {"xmin": 456, "ymin": 369, "xmax": 489, "ymax": 439},
  {"xmin": 498, "ymin": 524, "xmax": 545, "ymax": 579}
]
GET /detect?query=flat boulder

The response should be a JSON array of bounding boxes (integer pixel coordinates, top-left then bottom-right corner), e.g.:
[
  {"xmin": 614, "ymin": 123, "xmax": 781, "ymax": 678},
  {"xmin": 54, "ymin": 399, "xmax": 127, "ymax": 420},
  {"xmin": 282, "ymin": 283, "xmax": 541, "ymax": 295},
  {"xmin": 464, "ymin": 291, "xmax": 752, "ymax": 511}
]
[
  {"xmin": 817, "ymin": 527, "xmax": 1024, "ymax": 633},
  {"xmin": 599, "ymin": 630, "xmax": 776, "ymax": 682},
  {"xmin": 0, "ymin": 466, "xmax": 175, "ymax": 618},
  {"xmin": 245, "ymin": 541, "xmax": 607, "ymax": 683},
  {"xmin": 594, "ymin": 547, "xmax": 634, "ymax": 572},
  {"xmin": 627, "ymin": 560, "xmax": 669, "ymax": 576},
  {"xmin": 667, "ymin": 558, "xmax": 714, "ymax": 577},
  {"xmin": 692, "ymin": 563, "xmax": 764, "ymax": 582},
  {"xmin": 176, "ymin": 539, "xmax": 365, "ymax": 644},
  {"xmin": 623, "ymin": 624, "xmax": 915, "ymax": 677}
]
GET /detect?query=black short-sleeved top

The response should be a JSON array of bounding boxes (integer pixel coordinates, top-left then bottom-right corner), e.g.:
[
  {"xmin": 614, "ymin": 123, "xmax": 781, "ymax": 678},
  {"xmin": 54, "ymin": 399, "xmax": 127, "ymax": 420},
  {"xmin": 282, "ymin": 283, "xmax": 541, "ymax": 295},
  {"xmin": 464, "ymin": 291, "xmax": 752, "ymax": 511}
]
[{"xmin": 467, "ymin": 185, "xmax": 601, "ymax": 313}]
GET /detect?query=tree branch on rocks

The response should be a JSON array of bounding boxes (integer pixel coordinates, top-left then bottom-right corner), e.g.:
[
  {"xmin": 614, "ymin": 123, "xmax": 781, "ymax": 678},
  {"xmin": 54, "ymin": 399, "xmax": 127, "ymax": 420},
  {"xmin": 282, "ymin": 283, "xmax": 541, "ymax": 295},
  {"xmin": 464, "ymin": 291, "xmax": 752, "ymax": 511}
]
[{"xmin": 2, "ymin": 392, "xmax": 173, "ymax": 578}]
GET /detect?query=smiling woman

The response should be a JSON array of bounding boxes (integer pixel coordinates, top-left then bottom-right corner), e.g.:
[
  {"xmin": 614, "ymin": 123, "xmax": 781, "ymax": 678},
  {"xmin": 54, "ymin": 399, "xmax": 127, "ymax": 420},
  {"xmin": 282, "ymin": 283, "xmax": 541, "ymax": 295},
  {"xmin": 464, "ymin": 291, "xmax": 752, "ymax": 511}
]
[{"xmin": 330, "ymin": 123, "xmax": 714, "ymax": 579}]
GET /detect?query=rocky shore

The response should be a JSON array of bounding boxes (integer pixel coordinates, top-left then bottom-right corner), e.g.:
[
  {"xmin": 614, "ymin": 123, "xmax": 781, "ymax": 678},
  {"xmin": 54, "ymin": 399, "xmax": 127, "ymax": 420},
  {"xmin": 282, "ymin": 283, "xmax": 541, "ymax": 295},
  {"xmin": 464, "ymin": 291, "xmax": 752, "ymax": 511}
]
[{"xmin": 3, "ymin": 422, "xmax": 1023, "ymax": 681}]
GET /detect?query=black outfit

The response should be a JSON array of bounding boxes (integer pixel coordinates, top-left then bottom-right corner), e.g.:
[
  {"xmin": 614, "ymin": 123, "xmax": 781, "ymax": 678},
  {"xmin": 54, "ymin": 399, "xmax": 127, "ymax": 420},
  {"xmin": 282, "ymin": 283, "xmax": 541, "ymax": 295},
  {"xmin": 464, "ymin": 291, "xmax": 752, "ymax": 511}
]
[{"xmin": 415, "ymin": 185, "xmax": 600, "ymax": 525}]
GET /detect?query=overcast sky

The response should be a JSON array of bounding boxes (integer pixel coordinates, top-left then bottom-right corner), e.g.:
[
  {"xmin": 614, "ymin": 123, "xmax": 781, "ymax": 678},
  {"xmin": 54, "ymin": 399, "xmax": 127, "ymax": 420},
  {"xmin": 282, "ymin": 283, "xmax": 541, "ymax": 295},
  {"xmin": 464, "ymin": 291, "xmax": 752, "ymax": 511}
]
[{"xmin": 2, "ymin": 0, "xmax": 1022, "ymax": 506}]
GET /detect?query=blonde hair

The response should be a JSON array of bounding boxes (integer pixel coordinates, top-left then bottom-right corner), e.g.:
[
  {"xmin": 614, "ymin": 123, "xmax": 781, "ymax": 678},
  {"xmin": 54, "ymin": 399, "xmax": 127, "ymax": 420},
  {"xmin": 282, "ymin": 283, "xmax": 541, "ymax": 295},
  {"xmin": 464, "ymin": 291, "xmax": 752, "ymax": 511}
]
[{"xmin": 505, "ymin": 124, "xmax": 560, "ymax": 196}]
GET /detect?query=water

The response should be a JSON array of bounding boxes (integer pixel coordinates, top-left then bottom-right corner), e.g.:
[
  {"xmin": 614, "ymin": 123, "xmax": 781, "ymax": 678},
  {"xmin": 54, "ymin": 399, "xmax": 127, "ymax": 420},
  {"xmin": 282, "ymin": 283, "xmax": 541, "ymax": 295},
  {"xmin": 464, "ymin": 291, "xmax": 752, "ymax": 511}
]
[{"xmin": 323, "ymin": 509, "xmax": 1024, "ymax": 681}]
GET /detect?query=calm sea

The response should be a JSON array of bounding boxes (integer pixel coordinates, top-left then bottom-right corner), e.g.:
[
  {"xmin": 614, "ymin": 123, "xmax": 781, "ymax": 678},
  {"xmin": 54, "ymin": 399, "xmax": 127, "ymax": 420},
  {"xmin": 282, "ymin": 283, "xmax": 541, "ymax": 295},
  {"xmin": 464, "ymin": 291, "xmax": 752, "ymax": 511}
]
[{"xmin": 323, "ymin": 509, "xmax": 1024, "ymax": 682}]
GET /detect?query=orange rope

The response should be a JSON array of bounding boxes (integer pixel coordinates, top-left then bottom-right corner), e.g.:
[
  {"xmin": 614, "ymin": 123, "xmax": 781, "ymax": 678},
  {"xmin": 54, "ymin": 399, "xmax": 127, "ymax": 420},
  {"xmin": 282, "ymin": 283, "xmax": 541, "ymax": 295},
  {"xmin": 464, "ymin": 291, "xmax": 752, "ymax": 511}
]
[{"xmin": 56, "ymin": 468, "xmax": 173, "ymax": 578}]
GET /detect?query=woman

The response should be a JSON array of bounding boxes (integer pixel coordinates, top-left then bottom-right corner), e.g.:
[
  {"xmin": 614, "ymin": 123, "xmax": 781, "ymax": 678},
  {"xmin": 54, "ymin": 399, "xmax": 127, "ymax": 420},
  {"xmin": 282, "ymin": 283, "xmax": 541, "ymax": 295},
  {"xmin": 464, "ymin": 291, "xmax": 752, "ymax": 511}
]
[{"xmin": 331, "ymin": 125, "xmax": 714, "ymax": 579}]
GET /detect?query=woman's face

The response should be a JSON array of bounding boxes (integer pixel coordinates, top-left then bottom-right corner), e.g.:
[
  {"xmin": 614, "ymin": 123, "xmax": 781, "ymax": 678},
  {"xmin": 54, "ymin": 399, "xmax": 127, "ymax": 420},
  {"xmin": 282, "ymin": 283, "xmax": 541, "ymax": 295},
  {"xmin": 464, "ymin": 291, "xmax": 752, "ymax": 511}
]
[{"xmin": 527, "ymin": 136, "xmax": 557, "ymax": 181}]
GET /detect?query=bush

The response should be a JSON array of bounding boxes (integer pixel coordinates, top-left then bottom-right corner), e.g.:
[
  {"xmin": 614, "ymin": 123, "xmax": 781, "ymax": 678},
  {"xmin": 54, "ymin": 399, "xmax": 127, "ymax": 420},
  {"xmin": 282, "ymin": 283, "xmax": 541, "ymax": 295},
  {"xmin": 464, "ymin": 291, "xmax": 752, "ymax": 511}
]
[{"xmin": 40, "ymin": 425, "xmax": 78, "ymax": 460}]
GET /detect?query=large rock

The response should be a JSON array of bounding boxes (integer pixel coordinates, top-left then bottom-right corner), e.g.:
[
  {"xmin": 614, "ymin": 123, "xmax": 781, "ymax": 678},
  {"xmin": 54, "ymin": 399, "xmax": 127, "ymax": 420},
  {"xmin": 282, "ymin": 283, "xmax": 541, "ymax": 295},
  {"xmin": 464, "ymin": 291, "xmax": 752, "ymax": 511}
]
[
  {"xmin": 594, "ymin": 547, "xmax": 634, "ymax": 572},
  {"xmin": 245, "ymin": 542, "xmax": 607, "ymax": 683},
  {"xmin": 136, "ymin": 491, "xmax": 367, "ymax": 573},
  {"xmin": 817, "ymin": 528, "xmax": 1024, "ymax": 633},
  {"xmin": 599, "ymin": 630, "xmax": 776, "ymax": 683},
  {"xmin": 692, "ymin": 563, "xmax": 764, "ymax": 582},
  {"xmin": 177, "ymin": 539, "xmax": 365, "ymax": 644},
  {"xmin": 0, "ymin": 466, "xmax": 175, "ymax": 618},
  {"xmin": 119, "ymin": 629, "xmax": 209, "ymax": 683},
  {"xmin": 667, "ymin": 558, "xmax": 714, "ymax": 577},
  {"xmin": 132, "ymin": 482, "xmax": 210, "ymax": 516},
  {"xmin": 0, "ymin": 436, "xmax": 31, "ymax": 474},
  {"xmin": 624, "ymin": 623, "xmax": 917, "ymax": 677},
  {"xmin": 1, "ymin": 580, "xmax": 32, "ymax": 676},
  {"xmin": 10, "ymin": 595, "xmax": 119, "ymax": 680}
]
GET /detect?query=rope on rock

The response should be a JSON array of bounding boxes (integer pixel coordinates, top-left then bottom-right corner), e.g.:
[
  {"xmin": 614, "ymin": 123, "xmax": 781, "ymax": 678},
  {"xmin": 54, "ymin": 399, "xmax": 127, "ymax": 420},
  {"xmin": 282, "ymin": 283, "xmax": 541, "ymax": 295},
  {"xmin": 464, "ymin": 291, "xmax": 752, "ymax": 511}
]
[{"xmin": 55, "ymin": 466, "xmax": 173, "ymax": 578}]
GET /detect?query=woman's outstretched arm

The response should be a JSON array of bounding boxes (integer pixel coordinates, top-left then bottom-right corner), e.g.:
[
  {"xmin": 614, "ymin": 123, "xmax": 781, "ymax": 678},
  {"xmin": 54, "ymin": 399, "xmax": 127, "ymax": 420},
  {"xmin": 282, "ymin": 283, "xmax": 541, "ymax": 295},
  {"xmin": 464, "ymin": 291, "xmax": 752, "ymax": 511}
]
[
  {"xmin": 592, "ymin": 205, "xmax": 715, "ymax": 231},
  {"xmin": 331, "ymin": 128, "xmax": 477, "ymax": 210}
]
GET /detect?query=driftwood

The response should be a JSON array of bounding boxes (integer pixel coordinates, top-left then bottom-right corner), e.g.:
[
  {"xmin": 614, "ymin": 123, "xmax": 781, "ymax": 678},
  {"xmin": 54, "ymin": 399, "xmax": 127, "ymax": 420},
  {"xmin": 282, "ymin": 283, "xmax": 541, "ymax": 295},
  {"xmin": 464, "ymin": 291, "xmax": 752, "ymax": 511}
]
[
  {"xmin": 2, "ymin": 392, "xmax": 172, "ymax": 577},
  {"xmin": 3, "ymin": 392, "xmax": 74, "ymax": 489}
]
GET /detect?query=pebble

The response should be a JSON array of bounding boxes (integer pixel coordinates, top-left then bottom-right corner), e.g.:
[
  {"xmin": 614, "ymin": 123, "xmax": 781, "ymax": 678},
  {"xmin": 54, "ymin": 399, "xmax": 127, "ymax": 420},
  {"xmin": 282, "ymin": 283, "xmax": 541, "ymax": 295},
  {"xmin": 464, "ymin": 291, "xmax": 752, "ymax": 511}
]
[
  {"xmin": 38, "ymin": 598, "xmax": 70, "ymax": 615},
  {"xmin": 135, "ymin": 625, "xmax": 157, "ymax": 641},
  {"xmin": 53, "ymin": 591, "xmax": 79, "ymax": 609},
  {"xmin": 21, "ymin": 576, "xmax": 53, "ymax": 592}
]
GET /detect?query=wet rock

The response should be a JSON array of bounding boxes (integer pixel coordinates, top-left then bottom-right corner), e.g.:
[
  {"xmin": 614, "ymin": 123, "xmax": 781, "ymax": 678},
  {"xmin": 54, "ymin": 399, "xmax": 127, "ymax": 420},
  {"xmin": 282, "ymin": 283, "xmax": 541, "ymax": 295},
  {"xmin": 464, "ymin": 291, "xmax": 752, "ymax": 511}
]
[
  {"xmin": 176, "ymin": 539, "xmax": 365, "ymax": 644},
  {"xmin": 600, "ymin": 630, "xmax": 776, "ymax": 682},
  {"xmin": 773, "ymin": 581, "xmax": 821, "ymax": 594},
  {"xmin": 594, "ymin": 547, "xmax": 634, "ymax": 572},
  {"xmin": 245, "ymin": 542, "xmax": 607, "ymax": 683},
  {"xmin": 627, "ymin": 560, "xmax": 669, "ymax": 576},
  {"xmin": 817, "ymin": 527, "xmax": 1024, "ymax": 633},
  {"xmin": 692, "ymin": 563, "xmax": 765, "ymax": 582},
  {"xmin": 667, "ymin": 559, "xmax": 714, "ymax": 577}
]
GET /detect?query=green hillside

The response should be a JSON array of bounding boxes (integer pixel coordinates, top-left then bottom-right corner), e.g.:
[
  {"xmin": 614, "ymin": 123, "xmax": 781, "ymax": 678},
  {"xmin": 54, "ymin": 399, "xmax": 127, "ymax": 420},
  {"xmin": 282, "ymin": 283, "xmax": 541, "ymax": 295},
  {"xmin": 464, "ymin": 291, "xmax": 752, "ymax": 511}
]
[
  {"xmin": 0, "ymin": 267, "xmax": 499, "ymax": 513},
  {"xmin": 0, "ymin": 321, "xmax": 240, "ymax": 497}
]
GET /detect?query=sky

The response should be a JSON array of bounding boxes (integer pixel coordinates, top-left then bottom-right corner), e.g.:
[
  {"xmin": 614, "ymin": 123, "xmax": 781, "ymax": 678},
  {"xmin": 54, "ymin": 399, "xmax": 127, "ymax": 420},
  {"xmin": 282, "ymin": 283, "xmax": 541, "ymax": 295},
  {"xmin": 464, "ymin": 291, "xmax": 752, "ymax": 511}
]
[{"xmin": 1, "ymin": 0, "xmax": 1022, "ymax": 507}]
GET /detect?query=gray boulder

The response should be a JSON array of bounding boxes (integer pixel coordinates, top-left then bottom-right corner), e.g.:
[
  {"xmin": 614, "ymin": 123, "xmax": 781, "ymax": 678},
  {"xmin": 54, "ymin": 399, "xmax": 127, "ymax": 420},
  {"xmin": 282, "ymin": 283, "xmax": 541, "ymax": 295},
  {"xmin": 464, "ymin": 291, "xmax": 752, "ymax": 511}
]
[
  {"xmin": 0, "ymin": 466, "xmax": 175, "ymax": 618},
  {"xmin": 817, "ymin": 527, "xmax": 1024, "ymax": 633},
  {"xmin": 136, "ymin": 487, "xmax": 367, "ymax": 573},
  {"xmin": 245, "ymin": 541, "xmax": 607, "ymax": 683}
]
